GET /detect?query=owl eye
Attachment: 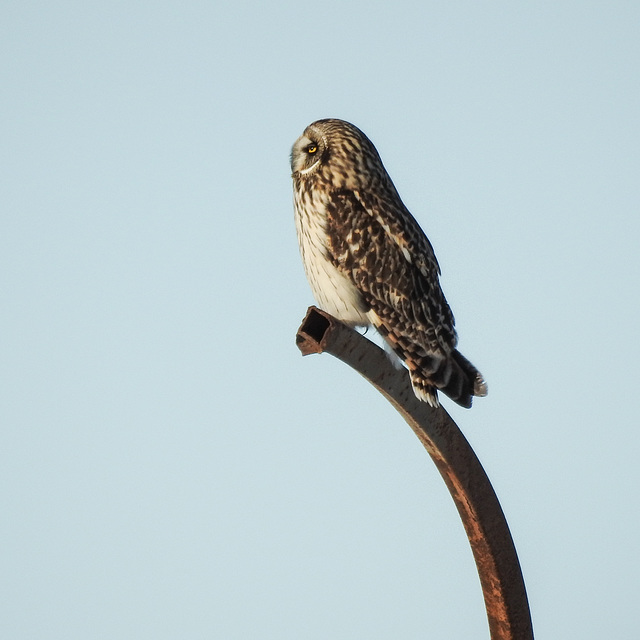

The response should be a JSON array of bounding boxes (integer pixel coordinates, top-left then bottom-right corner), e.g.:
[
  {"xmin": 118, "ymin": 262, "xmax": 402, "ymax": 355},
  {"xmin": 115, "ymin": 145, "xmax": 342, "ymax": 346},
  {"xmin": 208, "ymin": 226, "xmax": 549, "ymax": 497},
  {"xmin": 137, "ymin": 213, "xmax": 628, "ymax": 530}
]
[{"xmin": 306, "ymin": 144, "xmax": 318, "ymax": 154}]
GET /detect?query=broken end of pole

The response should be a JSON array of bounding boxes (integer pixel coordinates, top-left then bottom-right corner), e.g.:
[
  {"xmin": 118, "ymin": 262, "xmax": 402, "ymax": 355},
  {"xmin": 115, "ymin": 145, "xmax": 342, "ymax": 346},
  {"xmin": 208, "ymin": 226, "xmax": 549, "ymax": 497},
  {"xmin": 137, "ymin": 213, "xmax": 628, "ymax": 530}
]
[{"xmin": 296, "ymin": 306, "xmax": 334, "ymax": 355}]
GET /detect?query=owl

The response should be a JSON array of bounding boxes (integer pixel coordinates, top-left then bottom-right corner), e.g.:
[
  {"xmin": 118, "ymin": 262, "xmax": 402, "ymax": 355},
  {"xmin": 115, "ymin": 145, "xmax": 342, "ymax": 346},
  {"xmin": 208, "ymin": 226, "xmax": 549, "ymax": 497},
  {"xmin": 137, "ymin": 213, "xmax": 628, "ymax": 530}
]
[{"xmin": 291, "ymin": 118, "xmax": 487, "ymax": 408}]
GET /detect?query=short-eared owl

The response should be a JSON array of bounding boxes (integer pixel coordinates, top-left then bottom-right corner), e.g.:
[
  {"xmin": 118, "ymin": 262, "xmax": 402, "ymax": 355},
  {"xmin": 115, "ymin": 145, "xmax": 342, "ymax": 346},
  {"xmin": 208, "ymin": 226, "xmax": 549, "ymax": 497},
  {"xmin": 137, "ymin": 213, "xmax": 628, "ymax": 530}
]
[{"xmin": 291, "ymin": 118, "xmax": 487, "ymax": 408}]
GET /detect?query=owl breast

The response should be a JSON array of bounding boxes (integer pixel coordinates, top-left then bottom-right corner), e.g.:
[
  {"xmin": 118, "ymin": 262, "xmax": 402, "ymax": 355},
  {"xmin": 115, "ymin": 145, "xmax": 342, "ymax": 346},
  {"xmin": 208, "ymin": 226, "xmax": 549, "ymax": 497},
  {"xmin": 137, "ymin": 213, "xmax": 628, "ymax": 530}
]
[{"xmin": 294, "ymin": 188, "xmax": 369, "ymax": 327}]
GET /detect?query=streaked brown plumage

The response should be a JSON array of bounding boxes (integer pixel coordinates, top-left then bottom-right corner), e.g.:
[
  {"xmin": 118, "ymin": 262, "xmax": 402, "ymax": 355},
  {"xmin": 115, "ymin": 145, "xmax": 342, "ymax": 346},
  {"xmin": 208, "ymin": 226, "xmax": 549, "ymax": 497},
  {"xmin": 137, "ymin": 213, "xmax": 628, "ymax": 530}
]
[{"xmin": 291, "ymin": 118, "xmax": 487, "ymax": 407}]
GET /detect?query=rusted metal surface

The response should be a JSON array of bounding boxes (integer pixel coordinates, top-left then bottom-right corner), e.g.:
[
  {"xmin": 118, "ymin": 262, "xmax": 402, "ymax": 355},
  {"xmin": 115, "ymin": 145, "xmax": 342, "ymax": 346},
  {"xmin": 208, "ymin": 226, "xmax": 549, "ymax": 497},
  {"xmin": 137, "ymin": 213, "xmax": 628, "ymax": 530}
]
[{"xmin": 296, "ymin": 306, "xmax": 534, "ymax": 640}]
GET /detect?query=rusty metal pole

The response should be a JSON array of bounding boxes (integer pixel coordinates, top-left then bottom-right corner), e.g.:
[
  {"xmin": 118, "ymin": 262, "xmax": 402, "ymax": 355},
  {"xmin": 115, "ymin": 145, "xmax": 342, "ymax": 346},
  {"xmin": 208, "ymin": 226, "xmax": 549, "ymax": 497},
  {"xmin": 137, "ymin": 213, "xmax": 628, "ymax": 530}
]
[{"xmin": 296, "ymin": 306, "xmax": 534, "ymax": 640}]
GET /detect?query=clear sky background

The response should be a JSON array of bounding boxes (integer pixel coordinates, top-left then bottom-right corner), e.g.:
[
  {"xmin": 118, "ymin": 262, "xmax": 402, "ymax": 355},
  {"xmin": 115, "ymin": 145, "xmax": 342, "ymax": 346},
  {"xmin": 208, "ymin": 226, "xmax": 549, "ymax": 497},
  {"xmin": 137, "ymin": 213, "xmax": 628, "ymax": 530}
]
[{"xmin": 2, "ymin": 2, "xmax": 639, "ymax": 638}]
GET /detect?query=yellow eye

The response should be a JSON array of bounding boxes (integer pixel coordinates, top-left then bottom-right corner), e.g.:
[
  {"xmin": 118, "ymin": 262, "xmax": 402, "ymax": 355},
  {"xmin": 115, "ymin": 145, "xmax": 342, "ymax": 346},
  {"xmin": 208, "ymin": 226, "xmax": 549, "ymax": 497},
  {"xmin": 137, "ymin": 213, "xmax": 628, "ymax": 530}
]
[{"xmin": 307, "ymin": 144, "xmax": 318, "ymax": 154}]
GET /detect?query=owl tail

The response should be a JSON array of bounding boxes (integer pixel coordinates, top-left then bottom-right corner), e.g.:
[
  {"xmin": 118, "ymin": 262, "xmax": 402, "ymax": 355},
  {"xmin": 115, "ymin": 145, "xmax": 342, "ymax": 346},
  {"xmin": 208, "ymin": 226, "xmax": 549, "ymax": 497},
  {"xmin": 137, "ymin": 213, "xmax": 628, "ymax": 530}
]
[{"xmin": 409, "ymin": 349, "xmax": 487, "ymax": 409}]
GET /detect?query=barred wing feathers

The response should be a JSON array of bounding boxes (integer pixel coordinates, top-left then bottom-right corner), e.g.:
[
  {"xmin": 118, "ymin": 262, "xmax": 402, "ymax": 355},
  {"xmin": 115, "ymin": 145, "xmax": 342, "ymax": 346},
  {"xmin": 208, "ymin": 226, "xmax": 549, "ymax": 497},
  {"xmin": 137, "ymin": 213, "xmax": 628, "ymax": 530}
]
[{"xmin": 324, "ymin": 189, "xmax": 486, "ymax": 407}]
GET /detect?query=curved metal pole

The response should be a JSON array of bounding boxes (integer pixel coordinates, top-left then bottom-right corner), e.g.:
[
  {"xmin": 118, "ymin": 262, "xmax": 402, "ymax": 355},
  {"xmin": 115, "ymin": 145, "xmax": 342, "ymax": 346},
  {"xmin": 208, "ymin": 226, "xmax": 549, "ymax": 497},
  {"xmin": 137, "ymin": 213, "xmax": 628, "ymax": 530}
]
[{"xmin": 296, "ymin": 307, "xmax": 534, "ymax": 640}]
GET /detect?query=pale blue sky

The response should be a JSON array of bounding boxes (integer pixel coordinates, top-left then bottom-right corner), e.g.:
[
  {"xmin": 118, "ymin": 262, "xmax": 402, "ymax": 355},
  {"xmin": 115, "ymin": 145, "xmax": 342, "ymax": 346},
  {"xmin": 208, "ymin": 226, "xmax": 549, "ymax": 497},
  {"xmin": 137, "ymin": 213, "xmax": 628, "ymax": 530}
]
[{"xmin": 2, "ymin": 1, "xmax": 639, "ymax": 638}]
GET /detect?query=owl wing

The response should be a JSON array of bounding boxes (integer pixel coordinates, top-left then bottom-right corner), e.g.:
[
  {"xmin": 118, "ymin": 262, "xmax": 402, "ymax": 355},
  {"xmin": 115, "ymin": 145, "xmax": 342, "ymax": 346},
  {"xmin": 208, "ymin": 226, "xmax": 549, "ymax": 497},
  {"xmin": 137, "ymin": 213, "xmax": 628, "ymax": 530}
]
[
  {"xmin": 325, "ymin": 189, "xmax": 458, "ymax": 361},
  {"xmin": 353, "ymin": 187, "xmax": 443, "ymax": 280}
]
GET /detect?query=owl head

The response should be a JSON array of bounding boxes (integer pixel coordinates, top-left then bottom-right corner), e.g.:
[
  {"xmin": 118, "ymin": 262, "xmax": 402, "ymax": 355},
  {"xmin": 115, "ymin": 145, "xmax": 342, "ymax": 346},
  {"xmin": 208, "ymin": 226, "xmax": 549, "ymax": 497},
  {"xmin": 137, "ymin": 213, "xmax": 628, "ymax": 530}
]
[{"xmin": 290, "ymin": 118, "xmax": 389, "ymax": 191}]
